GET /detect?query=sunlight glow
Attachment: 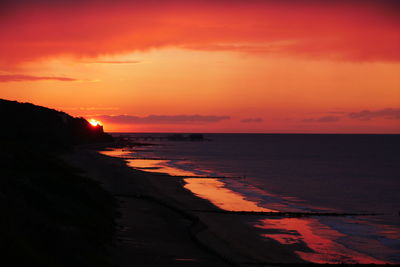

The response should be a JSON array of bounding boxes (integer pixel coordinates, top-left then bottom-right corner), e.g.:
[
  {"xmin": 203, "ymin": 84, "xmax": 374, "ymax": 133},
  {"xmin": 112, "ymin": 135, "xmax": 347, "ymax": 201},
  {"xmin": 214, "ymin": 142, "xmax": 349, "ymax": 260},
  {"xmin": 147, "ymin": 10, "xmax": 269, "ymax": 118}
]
[{"xmin": 88, "ymin": 119, "xmax": 102, "ymax": 127}]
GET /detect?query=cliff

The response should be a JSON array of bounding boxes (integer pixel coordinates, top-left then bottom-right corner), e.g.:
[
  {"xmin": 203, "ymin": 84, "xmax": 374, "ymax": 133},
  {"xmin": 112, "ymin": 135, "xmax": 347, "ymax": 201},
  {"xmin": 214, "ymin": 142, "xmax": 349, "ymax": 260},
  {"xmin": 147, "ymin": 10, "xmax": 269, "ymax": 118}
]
[
  {"xmin": 0, "ymin": 99, "xmax": 117, "ymax": 267},
  {"xmin": 0, "ymin": 99, "xmax": 113, "ymax": 149}
]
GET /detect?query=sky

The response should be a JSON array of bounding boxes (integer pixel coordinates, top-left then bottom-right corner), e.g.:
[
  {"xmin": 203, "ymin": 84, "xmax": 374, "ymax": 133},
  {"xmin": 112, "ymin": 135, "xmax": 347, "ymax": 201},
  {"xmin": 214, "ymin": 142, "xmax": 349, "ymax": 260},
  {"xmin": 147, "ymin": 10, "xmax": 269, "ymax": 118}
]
[{"xmin": 1, "ymin": 0, "xmax": 399, "ymax": 133}]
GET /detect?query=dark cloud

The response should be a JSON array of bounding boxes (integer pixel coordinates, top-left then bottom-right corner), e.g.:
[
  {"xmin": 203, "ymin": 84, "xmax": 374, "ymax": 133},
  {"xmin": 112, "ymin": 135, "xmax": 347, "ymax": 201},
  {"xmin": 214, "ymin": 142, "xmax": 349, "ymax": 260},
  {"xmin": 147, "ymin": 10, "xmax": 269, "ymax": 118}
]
[
  {"xmin": 95, "ymin": 114, "xmax": 230, "ymax": 124},
  {"xmin": 348, "ymin": 108, "xmax": 400, "ymax": 120},
  {"xmin": 1, "ymin": 0, "xmax": 399, "ymax": 66},
  {"xmin": 0, "ymin": 74, "xmax": 77, "ymax": 82},
  {"xmin": 303, "ymin": 116, "xmax": 341, "ymax": 123},
  {"xmin": 2, "ymin": 0, "xmax": 400, "ymax": 9},
  {"xmin": 303, "ymin": 108, "xmax": 400, "ymax": 122},
  {"xmin": 241, "ymin": 118, "xmax": 263, "ymax": 123}
]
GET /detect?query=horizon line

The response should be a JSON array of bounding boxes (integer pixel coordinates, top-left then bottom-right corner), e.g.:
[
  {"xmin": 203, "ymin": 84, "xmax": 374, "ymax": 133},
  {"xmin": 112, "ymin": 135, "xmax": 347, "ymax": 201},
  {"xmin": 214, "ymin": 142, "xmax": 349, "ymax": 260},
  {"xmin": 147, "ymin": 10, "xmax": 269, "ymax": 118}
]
[{"xmin": 108, "ymin": 132, "xmax": 400, "ymax": 135}]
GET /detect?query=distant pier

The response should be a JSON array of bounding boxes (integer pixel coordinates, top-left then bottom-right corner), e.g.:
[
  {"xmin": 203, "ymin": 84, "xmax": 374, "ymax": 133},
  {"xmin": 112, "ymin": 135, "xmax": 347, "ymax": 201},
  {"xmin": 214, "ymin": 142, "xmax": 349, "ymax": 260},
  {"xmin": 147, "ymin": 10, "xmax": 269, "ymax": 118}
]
[{"xmin": 116, "ymin": 134, "xmax": 209, "ymax": 142}]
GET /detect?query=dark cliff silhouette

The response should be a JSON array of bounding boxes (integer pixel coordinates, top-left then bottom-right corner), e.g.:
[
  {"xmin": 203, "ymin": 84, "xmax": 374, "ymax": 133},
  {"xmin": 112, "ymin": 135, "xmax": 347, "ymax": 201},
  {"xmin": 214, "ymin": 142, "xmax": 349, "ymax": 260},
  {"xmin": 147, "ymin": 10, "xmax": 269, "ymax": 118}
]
[
  {"xmin": 0, "ymin": 99, "xmax": 117, "ymax": 267},
  {"xmin": 0, "ymin": 99, "xmax": 113, "ymax": 150}
]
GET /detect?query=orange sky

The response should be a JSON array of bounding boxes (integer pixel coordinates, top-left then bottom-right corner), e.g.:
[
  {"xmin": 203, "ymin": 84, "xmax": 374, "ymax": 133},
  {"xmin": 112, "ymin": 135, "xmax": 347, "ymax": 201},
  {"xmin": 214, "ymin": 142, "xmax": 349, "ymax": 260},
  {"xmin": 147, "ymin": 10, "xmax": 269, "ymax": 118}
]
[{"xmin": 1, "ymin": 0, "xmax": 399, "ymax": 133}]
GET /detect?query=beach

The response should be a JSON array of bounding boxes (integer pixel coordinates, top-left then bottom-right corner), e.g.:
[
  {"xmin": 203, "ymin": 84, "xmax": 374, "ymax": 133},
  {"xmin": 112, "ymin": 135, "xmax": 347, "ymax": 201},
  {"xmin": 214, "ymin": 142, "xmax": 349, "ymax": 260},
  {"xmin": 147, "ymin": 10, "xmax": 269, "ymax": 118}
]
[
  {"xmin": 65, "ymin": 145, "xmax": 310, "ymax": 266},
  {"xmin": 62, "ymin": 129, "xmax": 400, "ymax": 266}
]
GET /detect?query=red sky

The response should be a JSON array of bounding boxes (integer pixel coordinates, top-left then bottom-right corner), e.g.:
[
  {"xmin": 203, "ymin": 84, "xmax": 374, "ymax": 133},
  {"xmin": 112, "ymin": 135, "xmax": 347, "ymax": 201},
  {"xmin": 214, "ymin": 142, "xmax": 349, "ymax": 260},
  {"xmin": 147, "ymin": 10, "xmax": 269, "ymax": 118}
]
[{"xmin": 1, "ymin": 0, "xmax": 399, "ymax": 133}]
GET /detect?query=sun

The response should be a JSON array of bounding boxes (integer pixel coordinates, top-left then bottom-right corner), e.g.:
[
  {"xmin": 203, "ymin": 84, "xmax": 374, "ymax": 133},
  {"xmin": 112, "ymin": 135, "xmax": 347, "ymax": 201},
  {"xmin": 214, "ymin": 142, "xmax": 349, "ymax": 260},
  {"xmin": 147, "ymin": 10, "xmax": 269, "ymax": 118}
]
[{"xmin": 88, "ymin": 119, "xmax": 102, "ymax": 127}]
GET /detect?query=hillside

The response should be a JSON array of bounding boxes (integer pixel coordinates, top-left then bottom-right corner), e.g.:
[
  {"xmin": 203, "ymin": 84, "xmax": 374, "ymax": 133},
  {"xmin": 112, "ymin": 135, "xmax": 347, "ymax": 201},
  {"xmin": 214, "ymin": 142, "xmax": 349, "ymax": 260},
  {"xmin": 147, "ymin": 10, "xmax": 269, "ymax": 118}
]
[
  {"xmin": 0, "ymin": 99, "xmax": 113, "ymax": 150},
  {"xmin": 0, "ymin": 99, "xmax": 118, "ymax": 267}
]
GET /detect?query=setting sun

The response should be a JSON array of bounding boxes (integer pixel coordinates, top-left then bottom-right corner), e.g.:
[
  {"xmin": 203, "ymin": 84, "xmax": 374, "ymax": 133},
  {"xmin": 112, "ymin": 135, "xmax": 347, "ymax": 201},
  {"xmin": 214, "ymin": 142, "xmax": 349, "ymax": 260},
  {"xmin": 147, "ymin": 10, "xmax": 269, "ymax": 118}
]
[{"xmin": 88, "ymin": 119, "xmax": 102, "ymax": 127}]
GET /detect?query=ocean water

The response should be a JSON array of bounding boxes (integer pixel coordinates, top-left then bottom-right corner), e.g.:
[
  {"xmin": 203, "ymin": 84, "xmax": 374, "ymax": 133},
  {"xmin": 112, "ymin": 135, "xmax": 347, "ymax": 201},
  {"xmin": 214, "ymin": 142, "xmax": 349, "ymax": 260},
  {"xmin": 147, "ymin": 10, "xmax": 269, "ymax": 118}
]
[{"xmin": 104, "ymin": 133, "xmax": 400, "ymax": 264}]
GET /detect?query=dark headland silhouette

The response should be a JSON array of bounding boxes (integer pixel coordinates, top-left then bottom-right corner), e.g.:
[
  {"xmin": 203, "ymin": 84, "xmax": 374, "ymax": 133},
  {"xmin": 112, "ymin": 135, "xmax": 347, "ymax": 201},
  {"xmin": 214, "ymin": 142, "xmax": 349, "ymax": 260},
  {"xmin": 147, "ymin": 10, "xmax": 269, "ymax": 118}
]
[
  {"xmin": 0, "ymin": 99, "xmax": 113, "ymax": 149},
  {"xmin": 0, "ymin": 99, "xmax": 117, "ymax": 267}
]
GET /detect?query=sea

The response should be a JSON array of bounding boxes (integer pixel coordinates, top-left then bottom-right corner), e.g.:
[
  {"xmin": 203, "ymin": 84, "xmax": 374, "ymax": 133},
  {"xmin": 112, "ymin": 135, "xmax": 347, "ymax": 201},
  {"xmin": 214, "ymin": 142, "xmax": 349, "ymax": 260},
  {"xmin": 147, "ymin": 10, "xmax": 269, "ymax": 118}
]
[{"xmin": 103, "ymin": 133, "xmax": 400, "ymax": 264}]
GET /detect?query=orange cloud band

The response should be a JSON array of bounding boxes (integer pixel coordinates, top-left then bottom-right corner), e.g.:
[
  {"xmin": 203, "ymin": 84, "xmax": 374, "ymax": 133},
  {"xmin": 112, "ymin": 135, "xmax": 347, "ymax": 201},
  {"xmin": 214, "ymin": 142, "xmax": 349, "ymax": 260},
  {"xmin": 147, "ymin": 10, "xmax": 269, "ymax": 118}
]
[{"xmin": 1, "ymin": 0, "xmax": 399, "ymax": 67}]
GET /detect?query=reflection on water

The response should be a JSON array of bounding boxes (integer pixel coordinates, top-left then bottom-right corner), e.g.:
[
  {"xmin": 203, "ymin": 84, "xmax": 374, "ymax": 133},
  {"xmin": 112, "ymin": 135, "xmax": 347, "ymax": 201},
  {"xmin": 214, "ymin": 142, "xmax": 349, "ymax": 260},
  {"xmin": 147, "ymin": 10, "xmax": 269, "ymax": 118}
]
[
  {"xmin": 377, "ymin": 223, "xmax": 400, "ymax": 240},
  {"xmin": 103, "ymin": 148, "xmax": 271, "ymax": 212},
  {"xmin": 127, "ymin": 159, "xmax": 199, "ymax": 177},
  {"xmin": 128, "ymin": 158, "xmax": 271, "ymax": 212},
  {"xmin": 100, "ymin": 149, "xmax": 133, "ymax": 158},
  {"xmin": 255, "ymin": 218, "xmax": 388, "ymax": 264},
  {"xmin": 99, "ymin": 147, "xmax": 397, "ymax": 264},
  {"xmin": 127, "ymin": 159, "xmax": 166, "ymax": 170},
  {"xmin": 184, "ymin": 178, "xmax": 274, "ymax": 212}
]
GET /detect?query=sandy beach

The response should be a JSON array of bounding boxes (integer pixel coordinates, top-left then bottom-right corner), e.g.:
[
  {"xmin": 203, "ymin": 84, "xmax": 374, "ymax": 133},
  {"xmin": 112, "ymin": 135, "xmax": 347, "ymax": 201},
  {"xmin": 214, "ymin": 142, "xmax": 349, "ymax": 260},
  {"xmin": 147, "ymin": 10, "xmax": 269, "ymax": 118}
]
[{"xmin": 64, "ymin": 145, "xmax": 307, "ymax": 266}]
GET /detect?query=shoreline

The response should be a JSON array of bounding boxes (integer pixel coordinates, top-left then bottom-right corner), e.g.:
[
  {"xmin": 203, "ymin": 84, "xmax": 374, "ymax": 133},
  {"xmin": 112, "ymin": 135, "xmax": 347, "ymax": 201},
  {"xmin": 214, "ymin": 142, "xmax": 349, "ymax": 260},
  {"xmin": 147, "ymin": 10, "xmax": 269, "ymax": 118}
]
[
  {"xmin": 64, "ymin": 144, "xmax": 398, "ymax": 266},
  {"xmin": 64, "ymin": 145, "xmax": 306, "ymax": 266}
]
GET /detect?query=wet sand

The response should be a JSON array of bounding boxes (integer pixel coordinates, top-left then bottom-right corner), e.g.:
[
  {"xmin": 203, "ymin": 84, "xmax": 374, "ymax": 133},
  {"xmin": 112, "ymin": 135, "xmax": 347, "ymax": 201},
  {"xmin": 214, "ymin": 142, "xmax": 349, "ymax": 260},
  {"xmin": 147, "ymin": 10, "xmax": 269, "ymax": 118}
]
[{"xmin": 64, "ymin": 146, "xmax": 305, "ymax": 266}]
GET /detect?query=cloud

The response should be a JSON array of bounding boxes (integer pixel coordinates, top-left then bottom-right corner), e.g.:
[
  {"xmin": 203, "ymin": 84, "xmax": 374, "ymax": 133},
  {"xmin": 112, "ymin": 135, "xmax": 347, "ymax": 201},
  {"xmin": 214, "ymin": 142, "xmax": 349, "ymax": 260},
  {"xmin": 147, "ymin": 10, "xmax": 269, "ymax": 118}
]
[
  {"xmin": 1, "ymin": 0, "xmax": 399, "ymax": 66},
  {"xmin": 63, "ymin": 107, "xmax": 120, "ymax": 111},
  {"xmin": 303, "ymin": 116, "xmax": 341, "ymax": 123},
  {"xmin": 324, "ymin": 111, "xmax": 347, "ymax": 115},
  {"xmin": 241, "ymin": 117, "xmax": 263, "ymax": 123},
  {"xmin": 0, "ymin": 74, "xmax": 77, "ymax": 82},
  {"xmin": 82, "ymin": 60, "xmax": 141, "ymax": 64},
  {"xmin": 348, "ymin": 108, "xmax": 400, "ymax": 120},
  {"xmin": 303, "ymin": 108, "xmax": 400, "ymax": 122},
  {"xmin": 95, "ymin": 114, "xmax": 231, "ymax": 124}
]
